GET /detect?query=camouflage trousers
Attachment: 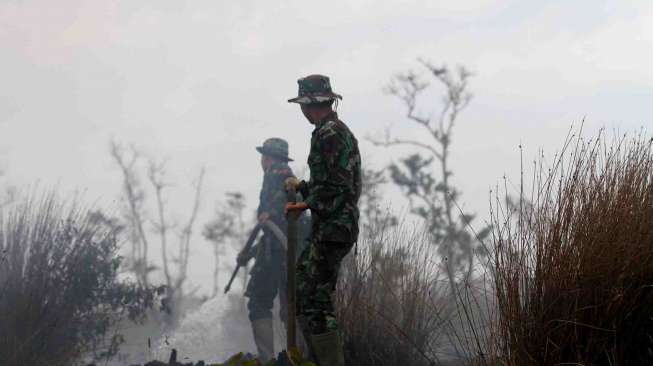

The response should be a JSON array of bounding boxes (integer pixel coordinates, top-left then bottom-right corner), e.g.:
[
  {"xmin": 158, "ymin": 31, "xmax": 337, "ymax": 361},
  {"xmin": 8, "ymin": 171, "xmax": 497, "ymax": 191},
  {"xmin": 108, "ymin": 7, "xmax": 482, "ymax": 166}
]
[
  {"xmin": 296, "ymin": 240, "xmax": 353, "ymax": 335},
  {"xmin": 245, "ymin": 238, "xmax": 287, "ymax": 322}
]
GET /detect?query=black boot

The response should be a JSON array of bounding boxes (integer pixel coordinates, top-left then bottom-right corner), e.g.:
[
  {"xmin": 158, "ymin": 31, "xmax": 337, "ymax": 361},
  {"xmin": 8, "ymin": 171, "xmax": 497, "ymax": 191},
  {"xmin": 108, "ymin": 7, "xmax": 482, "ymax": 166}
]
[
  {"xmin": 310, "ymin": 330, "xmax": 345, "ymax": 366},
  {"xmin": 251, "ymin": 317, "xmax": 274, "ymax": 362}
]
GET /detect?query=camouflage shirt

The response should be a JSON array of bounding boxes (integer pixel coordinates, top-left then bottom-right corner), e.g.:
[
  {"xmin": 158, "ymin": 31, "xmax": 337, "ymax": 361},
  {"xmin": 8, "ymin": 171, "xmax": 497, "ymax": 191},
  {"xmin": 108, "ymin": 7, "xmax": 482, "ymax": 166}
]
[{"xmin": 299, "ymin": 112, "xmax": 362, "ymax": 243}]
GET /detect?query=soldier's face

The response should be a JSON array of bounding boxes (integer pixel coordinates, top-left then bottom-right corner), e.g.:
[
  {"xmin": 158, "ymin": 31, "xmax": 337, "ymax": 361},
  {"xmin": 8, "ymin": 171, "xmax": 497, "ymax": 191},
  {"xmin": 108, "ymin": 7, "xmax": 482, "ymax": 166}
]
[
  {"xmin": 261, "ymin": 155, "xmax": 274, "ymax": 171},
  {"xmin": 300, "ymin": 104, "xmax": 314, "ymax": 123}
]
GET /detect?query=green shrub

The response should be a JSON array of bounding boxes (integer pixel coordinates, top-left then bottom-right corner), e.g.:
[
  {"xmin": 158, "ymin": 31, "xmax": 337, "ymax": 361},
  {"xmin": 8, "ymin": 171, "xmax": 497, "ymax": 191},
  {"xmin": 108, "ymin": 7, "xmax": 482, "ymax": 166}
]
[{"xmin": 0, "ymin": 194, "xmax": 155, "ymax": 365}]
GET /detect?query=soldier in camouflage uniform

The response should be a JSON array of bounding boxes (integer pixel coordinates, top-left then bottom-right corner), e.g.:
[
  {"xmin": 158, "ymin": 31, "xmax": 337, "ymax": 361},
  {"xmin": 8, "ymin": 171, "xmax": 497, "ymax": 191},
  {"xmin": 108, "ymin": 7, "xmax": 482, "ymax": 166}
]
[
  {"xmin": 237, "ymin": 138, "xmax": 296, "ymax": 362},
  {"xmin": 285, "ymin": 74, "xmax": 362, "ymax": 366}
]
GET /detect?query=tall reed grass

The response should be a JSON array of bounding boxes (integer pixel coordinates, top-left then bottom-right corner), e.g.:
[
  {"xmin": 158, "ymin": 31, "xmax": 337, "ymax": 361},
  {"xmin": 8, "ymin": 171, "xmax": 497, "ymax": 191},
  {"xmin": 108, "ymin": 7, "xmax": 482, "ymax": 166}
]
[{"xmin": 491, "ymin": 132, "xmax": 653, "ymax": 365}]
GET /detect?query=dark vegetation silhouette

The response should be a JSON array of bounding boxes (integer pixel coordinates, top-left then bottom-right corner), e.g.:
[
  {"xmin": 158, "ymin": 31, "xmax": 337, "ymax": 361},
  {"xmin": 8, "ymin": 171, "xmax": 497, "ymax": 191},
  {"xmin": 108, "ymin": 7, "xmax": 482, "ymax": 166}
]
[
  {"xmin": 490, "ymin": 131, "xmax": 653, "ymax": 365},
  {"xmin": 0, "ymin": 194, "xmax": 155, "ymax": 366}
]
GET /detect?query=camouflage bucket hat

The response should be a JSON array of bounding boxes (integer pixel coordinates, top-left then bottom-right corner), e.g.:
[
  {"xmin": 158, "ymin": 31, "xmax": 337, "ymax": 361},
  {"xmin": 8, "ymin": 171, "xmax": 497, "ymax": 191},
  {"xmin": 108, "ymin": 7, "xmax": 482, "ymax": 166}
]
[
  {"xmin": 256, "ymin": 137, "xmax": 293, "ymax": 162},
  {"xmin": 287, "ymin": 74, "xmax": 343, "ymax": 104}
]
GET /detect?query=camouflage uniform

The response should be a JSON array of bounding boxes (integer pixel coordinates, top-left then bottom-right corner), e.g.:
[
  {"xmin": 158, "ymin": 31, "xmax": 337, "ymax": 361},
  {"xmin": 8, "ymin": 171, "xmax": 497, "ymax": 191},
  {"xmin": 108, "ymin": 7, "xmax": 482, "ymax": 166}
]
[
  {"xmin": 245, "ymin": 160, "xmax": 295, "ymax": 322},
  {"xmin": 296, "ymin": 112, "xmax": 362, "ymax": 335},
  {"xmin": 289, "ymin": 75, "xmax": 362, "ymax": 338},
  {"xmin": 245, "ymin": 139, "xmax": 296, "ymax": 323},
  {"xmin": 240, "ymin": 138, "xmax": 297, "ymax": 362}
]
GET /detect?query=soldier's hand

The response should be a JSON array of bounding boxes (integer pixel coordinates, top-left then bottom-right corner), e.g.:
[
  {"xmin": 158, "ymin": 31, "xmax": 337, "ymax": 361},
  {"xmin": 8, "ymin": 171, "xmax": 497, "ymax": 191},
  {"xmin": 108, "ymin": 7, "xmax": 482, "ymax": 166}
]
[
  {"xmin": 285, "ymin": 202, "xmax": 309, "ymax": 215},
  {"xmin": 236, "ymin": 250, "xmax": 251, "ymax": 266},
  {"xmin": 284, "ymin": 177, "xmax": 300, "ymax": 192},
  {"xmin": 258, "ymin": 212, "xmax": 270, "ymax": 223}
]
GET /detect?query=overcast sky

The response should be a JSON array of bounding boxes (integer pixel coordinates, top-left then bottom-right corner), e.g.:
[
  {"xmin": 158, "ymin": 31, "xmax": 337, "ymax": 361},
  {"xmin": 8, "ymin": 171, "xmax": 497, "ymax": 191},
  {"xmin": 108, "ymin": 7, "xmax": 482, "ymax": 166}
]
[{"xmin": 1, "ymin": 0, "xmax": 651, "ymax": 294}]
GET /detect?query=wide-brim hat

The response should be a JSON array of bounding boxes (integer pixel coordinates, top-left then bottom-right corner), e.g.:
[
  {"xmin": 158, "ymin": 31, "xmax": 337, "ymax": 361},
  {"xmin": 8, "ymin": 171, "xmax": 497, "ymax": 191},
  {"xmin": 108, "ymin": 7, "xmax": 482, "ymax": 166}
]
[
  {"xmin": 256, "ymin": 137, "xmax": 293, "ymax": 162},
  {"xmin": 288, "ymin": 74, "xmax": 343, "ymax": 104}
]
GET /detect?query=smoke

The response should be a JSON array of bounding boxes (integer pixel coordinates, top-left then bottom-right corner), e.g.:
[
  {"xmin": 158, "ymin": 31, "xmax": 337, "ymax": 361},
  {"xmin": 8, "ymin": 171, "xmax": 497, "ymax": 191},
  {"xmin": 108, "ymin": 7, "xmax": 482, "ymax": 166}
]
[{"xmin": 153, "ymin": 293, "xmax": 287, "ymax": 363}]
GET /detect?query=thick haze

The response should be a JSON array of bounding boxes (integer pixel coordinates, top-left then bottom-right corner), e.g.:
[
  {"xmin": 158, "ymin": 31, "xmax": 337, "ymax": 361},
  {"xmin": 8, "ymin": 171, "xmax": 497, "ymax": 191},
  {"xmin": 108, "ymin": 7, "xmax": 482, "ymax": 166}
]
[{"xmin": 1, "ymin": 0, "xmax": 651, "ymax": 294}]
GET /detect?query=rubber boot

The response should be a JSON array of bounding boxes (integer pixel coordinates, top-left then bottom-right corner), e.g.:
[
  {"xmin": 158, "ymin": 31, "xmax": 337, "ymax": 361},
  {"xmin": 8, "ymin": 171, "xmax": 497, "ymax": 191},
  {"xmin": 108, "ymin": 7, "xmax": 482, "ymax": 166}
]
[
  {"xmin": 311, "ymin": 330, "xmax": 345, "ymax": 366},
  {"xmin": 251, "ymin": 317, "xmax": 275, "ymax": 362},
  {"xmin": 296, "ymin": 316, "xmax": 314, "ymax": 360}
]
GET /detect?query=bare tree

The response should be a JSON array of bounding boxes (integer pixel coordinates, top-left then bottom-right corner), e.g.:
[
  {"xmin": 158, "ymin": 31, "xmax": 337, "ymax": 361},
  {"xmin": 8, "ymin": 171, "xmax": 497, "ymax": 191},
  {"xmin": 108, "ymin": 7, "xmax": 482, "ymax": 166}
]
[
  {"xmin": 202, "ymin": 196, "xmax": 238, "ymax": 298},
  {"xmin": 202, "ymin": 191, "xmax": 253, "ymax": 299},
  {"xmin": 109, "ymin": 140, "xmax": 205, "ymax": 327},
  {"xmin": 202, "ymin": 209, "xmax": 235, "ymax": 298},
  {"xmin": 148, "ymin": 160, "xmax": 205, "ymax": 326},
  {"xmin": 225, "ymin": 192, "xmax": 249, "ymax": 290},
  {"xmin": 369, "ymin": 60, "xmax": 490, "ymax": 295},
  {"xmin": 110, "ymin": 141, "xmax": 152, "ymax": 285}
]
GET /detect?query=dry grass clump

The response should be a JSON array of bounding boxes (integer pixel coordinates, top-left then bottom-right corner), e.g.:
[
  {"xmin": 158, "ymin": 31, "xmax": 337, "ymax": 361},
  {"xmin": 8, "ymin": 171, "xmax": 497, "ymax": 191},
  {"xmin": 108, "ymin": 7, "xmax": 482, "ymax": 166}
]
[
  {"xmin": 337, "ymin": 221, "xmax": 469, "ymax": 366},
  {"xmin": 0, "ymin": 194, "xmax": 154, "ymax": 366},
  {"xmin": 492, "ymin": 132, "xmax": 653, "ymax": 365}
]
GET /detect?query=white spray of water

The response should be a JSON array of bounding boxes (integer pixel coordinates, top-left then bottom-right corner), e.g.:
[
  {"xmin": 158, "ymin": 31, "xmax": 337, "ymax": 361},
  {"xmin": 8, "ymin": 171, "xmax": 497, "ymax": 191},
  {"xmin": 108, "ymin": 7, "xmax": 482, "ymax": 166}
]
[{"xmin": 154, "ymin": 293, "xmax": 287, "ymax": 363}]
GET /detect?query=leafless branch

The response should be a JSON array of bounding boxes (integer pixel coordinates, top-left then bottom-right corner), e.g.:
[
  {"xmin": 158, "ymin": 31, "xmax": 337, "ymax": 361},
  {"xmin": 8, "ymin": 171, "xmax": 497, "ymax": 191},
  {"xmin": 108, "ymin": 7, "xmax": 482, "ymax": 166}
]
[
  {"xmin": 148, "ymin": 158, "xmax": 172, "ymax": 290},
  {"xmin": 110, "ymin": 140, "xmax": 150, "ymax": 285},
  {"xmin": 175, "ymin": 167, "xmax": 205, "ymax": 291},
  {"xmin": 368, "ymin": 128, "xmax": 443, "ymax": 160}
]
